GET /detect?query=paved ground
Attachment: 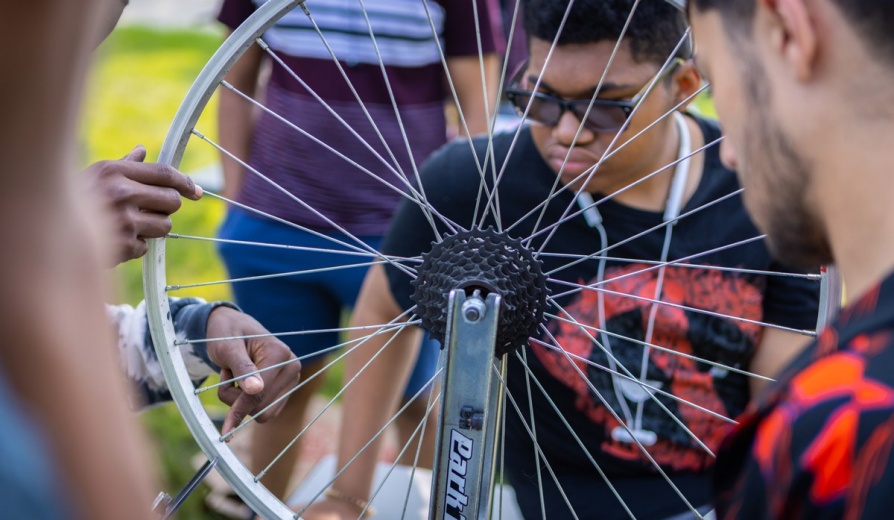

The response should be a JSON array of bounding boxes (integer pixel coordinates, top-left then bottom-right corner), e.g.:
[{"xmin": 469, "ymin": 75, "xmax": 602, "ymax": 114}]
[{"xmin": 120, "ymin": 0, "xmax": 221, "ymax": 27}]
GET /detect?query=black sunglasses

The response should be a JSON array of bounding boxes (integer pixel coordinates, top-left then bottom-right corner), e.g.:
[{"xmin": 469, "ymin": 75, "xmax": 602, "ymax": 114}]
[{"xmin": 505, "ymin": 59, "xmax": 683, "ymax": 133}]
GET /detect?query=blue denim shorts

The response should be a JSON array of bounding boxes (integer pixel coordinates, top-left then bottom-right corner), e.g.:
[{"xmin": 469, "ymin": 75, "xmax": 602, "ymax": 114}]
[{"xmin": 218, "ymin": 208, "xmax": 439, "ymax": 398}]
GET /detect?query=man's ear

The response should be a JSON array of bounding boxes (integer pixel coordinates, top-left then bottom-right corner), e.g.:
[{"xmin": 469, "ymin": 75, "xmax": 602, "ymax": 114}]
[
  {"xmin": 671, "ymin": 60, "xmax": 703, "ymax": 108},
  {"xmin": 757, "ymin": 0, "xmax": 818, "ymax": 80}
]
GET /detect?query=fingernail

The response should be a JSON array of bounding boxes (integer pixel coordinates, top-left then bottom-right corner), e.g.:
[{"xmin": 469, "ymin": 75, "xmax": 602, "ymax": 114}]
[
  {"xmin": 245, "ymin": 375, "xmax": 263, "ymax": 391},
  {"xmin": 195, "ymin": 184, "xmax": 204, "ymax": 198}
]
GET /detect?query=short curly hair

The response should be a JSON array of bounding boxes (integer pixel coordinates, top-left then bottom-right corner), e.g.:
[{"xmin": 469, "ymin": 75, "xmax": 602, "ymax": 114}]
[{"xmin": 522, "ymin": 0, "xmax": 691, "ymax": 65}]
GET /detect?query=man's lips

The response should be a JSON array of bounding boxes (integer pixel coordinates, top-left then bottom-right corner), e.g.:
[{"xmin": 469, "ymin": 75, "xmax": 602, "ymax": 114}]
[{"xmin": 548, "ymin": 148, "xmax": 599, "ymax": 175}]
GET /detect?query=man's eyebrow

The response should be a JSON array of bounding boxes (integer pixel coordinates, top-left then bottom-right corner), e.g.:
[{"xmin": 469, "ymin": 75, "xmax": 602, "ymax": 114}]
[{"xmin": 528, "ymin": 76, "xmax": 636, "ymax": 95}]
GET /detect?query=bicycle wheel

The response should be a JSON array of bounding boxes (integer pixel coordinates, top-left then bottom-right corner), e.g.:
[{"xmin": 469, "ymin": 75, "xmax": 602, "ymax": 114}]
[{"xmin": 144, "ymin": 0, "xmax": 841, "ymax": 518}]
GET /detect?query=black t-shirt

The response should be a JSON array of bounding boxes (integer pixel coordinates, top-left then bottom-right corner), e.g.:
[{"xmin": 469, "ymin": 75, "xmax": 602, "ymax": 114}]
[{"xmin": 382, "ymin": 117, "xmax": 820, "ymax": 519}]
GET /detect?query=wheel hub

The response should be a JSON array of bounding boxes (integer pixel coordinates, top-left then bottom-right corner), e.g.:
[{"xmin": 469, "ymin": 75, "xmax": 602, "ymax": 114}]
[{"xmin": 411, "ymin": 228, "xmax": 549, "ymax": 357}]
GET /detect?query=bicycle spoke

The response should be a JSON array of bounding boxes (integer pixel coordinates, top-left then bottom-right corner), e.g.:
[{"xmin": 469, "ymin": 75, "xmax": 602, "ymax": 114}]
[
  {"xmin": 416, "ymin": 0, "xmax": 502, "ymax": 229},
  {"xmin": 531, "ymin": 32, "xmax": 695, "ymax": 254},
  {"xmin": 537, "ymin": 253, "xmax": 821, "ymax": 281},
  {"xmin": 533, "ymin": 338, "xmax": 735, "ymax": 428},
  {"xmin": 530, "ymin": 132, "xmax": 719, "ymax": 247},
  {"xmin": 495, "ymin": 366, "xmax": 581, "ymax": 520},
  {"xmin": 416, "ymin": 0, "xmax": 486, "ymax": 176},
  {"xmin": 638, "ymin": 224, "xmax": 675, "ymax": 433},
  {"xmin": 519, "ymin": 347, "xmax": 547, "ymax": 520},
  {"xmin": 176, "ymin": 319, "xmax": 421, "ymax": 347},
  {"xmin": 254, "ymin": 317, "xmax": 420, "ymax": 476},
  {"xmin": 195, "ymin": 316, "xmax": 415, "ymax": 395},
  {"xmin": 545, "ymin": 303, "xmax": 727, "ymax": 452},
  {"xmin": 543, "ymin": 312, "xmax": 772, "ymax": 385},
  {"xmin": 504, "ymin": 83, "xmax": 710, "ymax": 238},
  {"xmin": 472, "ymin": 0, "xmax": 510, "ymax": 234},
  {"xmin": 366, "ymin": 381, "xmax": 441, "ymax": 519},
  {"xmin": 195, "ymin": 355, "xmax": 300, "ymax": 395},
  {"xmin": 400, "ymin": 348, "xmax": 445, "ymax": 520},
  {"xmin": 293, "ymin": 366, "xmax": 444, "ymax": 518},
  {"xmin": 252, "ymin": 32, "xmax": 410, "ymax": 187},
  {"xmin": 194, "ymin": 132, "xmax": 417, "ymax": 279},
  {"xmin": 219, "ymin": 78, "xmax": 454, "ymax": 237},
  {"xmin": 549, "ymin": 285, "xmax": 816, "ymax": 336},
  {"xmin": 354, "ymin": 0, "xmax": 441, "ymax": 234},
  {"xmin": 544, "ymin": 187, "xmax": 747, "ymax": 280},
  {"xmin": 513, "ymin": 350, "xmax": 636, "ymax": 519},
  {"xmin": 494, "ymin": 0, "xmax": 645, "ymax": 238},
  {"xmin": 295, "ymin": 3, "xmax": 466, "ymax": 238},
  {"xmin": 496, "ymin": 354, "xmax": 509, "ymax": 520},
  {"xmin": 187, "ymin": 190, "xmax": 369, "ymax": 260},
  {"xmin": 254, "ymin": 37, "xmax": 460, "ymax": 240},
  {"xmin": 218, "ymin": 310, "xmax": 419, "ymax": 441},
  {"xmin": 169, "ymin": 233, "xmax": 420, "ymax": 262},
  {"xmin": 299, "ymin": 5, "xmax": 410, "ymax": 184},
  {"xmin": 166, "ymin": 260, "xmax": 395, "ymax": 292},
  {"xmin": 537, "ymin": 325, "xmax": 705, "ymax": 518},
  {"xmin": 547, "ymin": 235, "xmax": 767, "ymax": 292},
  {"xmin": 473, "ymin": 0, "xmax": 579, "ymax": 230},
  {"xmin": 540, "ymin": 312, "xmax": 735, "ymax": 429},
  {"xmin": 471, "ymin": 0, "xmax": 504, "ymax": 232}
]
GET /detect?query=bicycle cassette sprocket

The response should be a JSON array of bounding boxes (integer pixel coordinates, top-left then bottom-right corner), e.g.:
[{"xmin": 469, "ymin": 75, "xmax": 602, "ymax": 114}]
[{"xmin": 411, "ymin": 227, "xmax": 549, "ymax": 357}]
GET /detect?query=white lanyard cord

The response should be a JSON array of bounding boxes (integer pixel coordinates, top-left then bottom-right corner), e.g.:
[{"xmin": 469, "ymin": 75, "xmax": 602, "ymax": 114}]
[{"xmin": 574, "ymin": 112, "xmax": 692, "ymax": 440}]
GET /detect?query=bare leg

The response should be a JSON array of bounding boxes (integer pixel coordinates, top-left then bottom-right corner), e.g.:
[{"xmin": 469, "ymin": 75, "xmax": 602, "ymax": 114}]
[
  {"xmin": 395, "ymin": 384, "xmax": 440, "ymax": 469},
  {"xmin": 298, "ymin": 266, "xmax": 420, "ymax": 520}
]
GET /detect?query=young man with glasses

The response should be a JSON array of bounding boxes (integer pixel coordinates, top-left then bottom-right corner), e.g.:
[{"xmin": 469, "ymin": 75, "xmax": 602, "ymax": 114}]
[
  {"xmin": 687, "ymin": 0, "xmax": 894, "ymax": 517},
  {"xmin": 304, "ymin": 1, "xmax": 820, "ymax": 518}
]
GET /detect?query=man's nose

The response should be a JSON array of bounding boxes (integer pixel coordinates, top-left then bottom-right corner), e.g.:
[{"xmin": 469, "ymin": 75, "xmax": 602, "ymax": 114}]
[{"xmin": 553, "ymin": 110, "xmax": 594, "ymax": 145}]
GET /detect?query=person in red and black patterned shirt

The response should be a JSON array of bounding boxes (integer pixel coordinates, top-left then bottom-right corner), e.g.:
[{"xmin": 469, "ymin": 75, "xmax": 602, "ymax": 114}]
[{"xmin": 688, "ymin": 0, "xmax": 894, "ymax": 518}]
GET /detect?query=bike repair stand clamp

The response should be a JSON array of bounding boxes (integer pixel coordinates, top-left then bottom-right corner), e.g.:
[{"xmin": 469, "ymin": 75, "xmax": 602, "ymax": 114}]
[{"xmin": 431, "ymin": 289, "xmax": 503, "ymax": 520}]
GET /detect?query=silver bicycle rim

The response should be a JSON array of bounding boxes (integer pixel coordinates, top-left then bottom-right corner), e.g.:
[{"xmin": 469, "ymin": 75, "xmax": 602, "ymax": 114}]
[{"xmin": 144, "ymin": 1, "xmax": 305, "ymax": 518}]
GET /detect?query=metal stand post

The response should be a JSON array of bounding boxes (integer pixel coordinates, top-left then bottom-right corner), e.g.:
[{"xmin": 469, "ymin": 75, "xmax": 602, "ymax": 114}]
[{"xmin": 430, "ymin": 290, "xmax": 502, "ymax": 520}]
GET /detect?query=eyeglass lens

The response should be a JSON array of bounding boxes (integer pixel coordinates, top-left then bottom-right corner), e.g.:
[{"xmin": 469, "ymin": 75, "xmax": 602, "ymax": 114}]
[{"xmin": 509, "ymin": 92, "xmax": 630, "ymax": 133}]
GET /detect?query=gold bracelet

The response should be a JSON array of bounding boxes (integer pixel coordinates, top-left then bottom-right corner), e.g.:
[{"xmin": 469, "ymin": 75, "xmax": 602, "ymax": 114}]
[{"xmin": 323, "ymin": 487, "xmax": 377, "ymax": 518}]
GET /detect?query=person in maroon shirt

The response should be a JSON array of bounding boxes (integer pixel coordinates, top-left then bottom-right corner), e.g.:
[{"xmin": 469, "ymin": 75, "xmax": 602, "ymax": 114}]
[
  {"xmin": 215, "ymin": 0, "xmax": 503, "ymax": 504},
  {"xmin": 688, "ymin": 0, "xmax": 894, "ymax": 518}
]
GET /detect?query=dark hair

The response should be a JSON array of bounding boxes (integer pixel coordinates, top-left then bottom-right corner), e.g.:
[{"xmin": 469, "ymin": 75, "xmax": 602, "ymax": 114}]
[
  {"xmin": 522, "ymin": 0, "xmax": 691, "ymax": 65},
  {"xmin": 690, "ymin": 0, "xmax": 894, "ymax": 64}
]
